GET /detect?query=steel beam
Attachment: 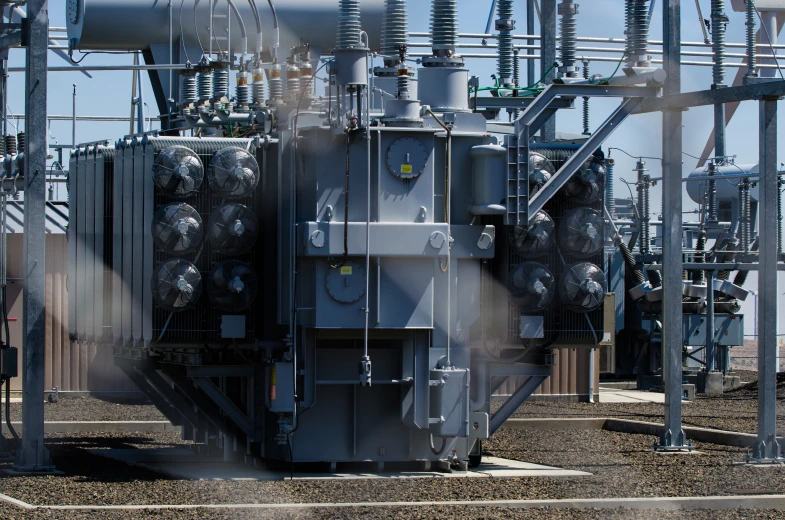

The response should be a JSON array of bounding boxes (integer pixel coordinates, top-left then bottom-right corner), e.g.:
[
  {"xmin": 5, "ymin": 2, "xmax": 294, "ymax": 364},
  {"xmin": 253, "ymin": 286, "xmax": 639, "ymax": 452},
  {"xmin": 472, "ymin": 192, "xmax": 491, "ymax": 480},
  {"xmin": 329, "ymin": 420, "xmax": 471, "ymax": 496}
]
[
  {"xmin": 0, "ymin": 30, "xmax": 22, "ymax": 49},
  {"xmin": 192, "ymin": 377, "xmax": 254, "ymax": 438},
  {"xmin": 656, "ymin": 0, "xmax": 689, "ymax": 452},
  {"xmin": 187, "ymin": 365, "xmax": 255, "ymax": 378},
  {"xmin": 528, "ymin": 96, "xmax": 644, "ymax": 219},
  {"xmin": 705, "ymin": 270, "xmax": 716, "ymax": 372},
  {"xmin": 471, "ymin": 96, "xmax": 573, "ymax": 110},
  {"xmin": 751, "ymin": 97, "xmax": 783, "ymax": 463},
  {"xmin": 14, "ymin": 0, "xmax": 54, "ymax": 472},
  {"xmin": 489, "ymin": 375, "xmax": 547, "ymax": 435},
  {"xmin": 634, "ymin": 80, "xmax": 785, "ymax": 114}
]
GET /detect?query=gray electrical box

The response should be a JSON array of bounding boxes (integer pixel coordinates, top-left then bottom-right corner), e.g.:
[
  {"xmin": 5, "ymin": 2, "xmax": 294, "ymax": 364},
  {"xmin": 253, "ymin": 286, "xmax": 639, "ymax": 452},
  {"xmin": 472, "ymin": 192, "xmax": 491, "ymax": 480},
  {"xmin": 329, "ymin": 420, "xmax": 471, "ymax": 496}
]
[
  {"xmin": 265, "ymin": 362, "xmax": 294, "ymax": 413},
  {"xmin": 683, "ymin": 314, "xmax": 744, "ymax": 346},
  {"xmin": 429, "ymin": 368, "xmax": 470, "ymax": 437}
]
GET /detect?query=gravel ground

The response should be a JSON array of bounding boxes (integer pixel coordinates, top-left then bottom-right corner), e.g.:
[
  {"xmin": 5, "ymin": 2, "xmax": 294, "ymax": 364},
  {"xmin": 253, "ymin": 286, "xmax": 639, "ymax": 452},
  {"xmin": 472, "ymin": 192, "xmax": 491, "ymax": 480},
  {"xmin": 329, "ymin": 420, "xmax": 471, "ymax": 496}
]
[
  {"xmin": 514, "ymin": 371, "xmax": 785, "ymax": 434},
  {"xmin": 5, "ymin": 397, "xmax": 166, "ymax": 422},
  {"xmin": 2, "ymin": 504, "xmax": 785, "ymax": 520},
  {"xmin": 0, "ymin": 428, "xmax": 784, "ymax": 509}
]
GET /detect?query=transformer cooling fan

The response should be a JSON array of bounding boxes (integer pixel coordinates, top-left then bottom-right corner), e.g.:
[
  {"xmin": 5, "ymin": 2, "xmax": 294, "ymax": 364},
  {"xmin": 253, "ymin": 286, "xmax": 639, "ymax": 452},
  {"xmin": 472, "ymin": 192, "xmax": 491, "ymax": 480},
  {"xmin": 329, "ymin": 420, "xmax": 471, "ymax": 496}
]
[
  {"xmin": 508, "ymin": 262, "xmax": 555, "ymax": 313},
  {"xmin": 565, "ymin": 158, "xmax": 605, "ymax": 204},
  {"xmin": 207, "ymin": 147, "xmax": 260, "ymax": 198},
  {"xmin": 559, "ymin": 207, "xmax": 605, "ymax": 257},
  {"xmin": 528, "ymin": 152, "xmax": 554, "ymax": 195},
  {"xmin": 559, "ymin": 262, "xmax": 607, "ymax": 312},
  {"xmin": 207, "ymin": 260, "xmax": 258, "ymax": 312},
  {"xmin": 151, "ymin": 202, "xmax": 203, "ymax": 255},
  {"xmin": 510, "ymin": 210, "xmax": 555, "ymax": 257},
  {"xmin": 207, "ymin": 203, "xmax": 259, "ymax": 255},
  {"xmin": 153, "ymin": 145, "xmax": 204, "ymax": 198},
  {"xmin": 151, "ymin": 259, "xmax": 202, "ymax": 312}
]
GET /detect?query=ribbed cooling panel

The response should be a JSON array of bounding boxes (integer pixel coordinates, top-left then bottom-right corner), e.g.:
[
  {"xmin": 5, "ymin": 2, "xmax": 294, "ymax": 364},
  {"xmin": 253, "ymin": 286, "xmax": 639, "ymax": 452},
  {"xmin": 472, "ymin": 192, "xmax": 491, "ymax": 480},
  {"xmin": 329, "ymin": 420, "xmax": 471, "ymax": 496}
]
[
  {"xmin": 68, "ymin": 144, "xmax": 115, "ymax": 344},
  {"xmin": 506, "ymin": 145, "xmax": 605, "ymax": 345}
]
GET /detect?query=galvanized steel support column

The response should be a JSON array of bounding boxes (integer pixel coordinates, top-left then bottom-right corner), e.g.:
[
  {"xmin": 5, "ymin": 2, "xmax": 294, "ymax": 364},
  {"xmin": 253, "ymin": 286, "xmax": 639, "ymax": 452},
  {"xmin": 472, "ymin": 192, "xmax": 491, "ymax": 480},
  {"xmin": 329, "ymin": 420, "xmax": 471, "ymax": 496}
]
[
  {"xmin": 527, "ymin": 0, "xmax": 535, "ymax": 86},
  {"xmin": 750, "ymin": 97, "xmax": 782, "ymax": 462},
  {"xmin": 15, "ymin": 0, "xmax": 54, "ymax": 472},
  {"xmin": 540, "ymin": 0, "xmax": 557, "ymax": 142},
  {"xmin": 705, "ymin": 269, "xmax": 716, "ymax": 372},
  {"xmin": 656, "ymin": 0, "xmax": 689, "ymax": 451}
]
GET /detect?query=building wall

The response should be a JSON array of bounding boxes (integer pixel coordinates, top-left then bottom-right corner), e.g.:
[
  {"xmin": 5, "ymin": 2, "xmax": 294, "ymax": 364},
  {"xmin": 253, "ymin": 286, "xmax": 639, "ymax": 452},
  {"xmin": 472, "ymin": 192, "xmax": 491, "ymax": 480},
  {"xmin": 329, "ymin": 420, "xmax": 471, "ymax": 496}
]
[{"xmin": 5, "ymin": 234, "xmax": 135, "ymax": 392}]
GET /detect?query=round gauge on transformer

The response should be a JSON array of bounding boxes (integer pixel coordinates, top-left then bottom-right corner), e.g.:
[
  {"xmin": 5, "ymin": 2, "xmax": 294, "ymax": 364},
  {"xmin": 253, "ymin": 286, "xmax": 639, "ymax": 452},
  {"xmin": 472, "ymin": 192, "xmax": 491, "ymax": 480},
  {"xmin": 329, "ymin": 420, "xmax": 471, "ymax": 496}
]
[
  {"xmin": 386, "ymin": 137, "xmax": 428, "ymax": 180},
  {"xmin": 325, "ymin": 261, "xmax": 367, "ymax": 304}
]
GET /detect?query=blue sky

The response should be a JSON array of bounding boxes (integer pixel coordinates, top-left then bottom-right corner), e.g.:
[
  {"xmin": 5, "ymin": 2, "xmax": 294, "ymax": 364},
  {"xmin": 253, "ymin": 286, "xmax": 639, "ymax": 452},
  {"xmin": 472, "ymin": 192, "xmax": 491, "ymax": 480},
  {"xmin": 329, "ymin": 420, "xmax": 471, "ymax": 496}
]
[{"xmin": 10, "ymin": 0, "xmax": 783, "ymax": 335}]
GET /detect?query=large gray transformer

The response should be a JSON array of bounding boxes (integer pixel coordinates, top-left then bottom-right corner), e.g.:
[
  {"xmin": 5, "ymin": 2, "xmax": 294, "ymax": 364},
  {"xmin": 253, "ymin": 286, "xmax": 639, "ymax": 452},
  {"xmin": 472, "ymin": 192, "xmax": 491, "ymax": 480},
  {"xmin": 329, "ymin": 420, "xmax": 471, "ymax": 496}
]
[{"xmin": 66, "ymin": 0, "xmax": 608, "ymax": 468}]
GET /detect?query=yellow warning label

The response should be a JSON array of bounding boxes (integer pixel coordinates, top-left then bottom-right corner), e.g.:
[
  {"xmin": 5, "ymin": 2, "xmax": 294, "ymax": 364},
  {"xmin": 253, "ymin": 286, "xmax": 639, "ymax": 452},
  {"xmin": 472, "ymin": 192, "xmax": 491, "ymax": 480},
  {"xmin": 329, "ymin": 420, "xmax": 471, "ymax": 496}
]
[
  {"xmin": 401, "ymin": 164, "xmax": 413, "ymax": 174},
  {"xmin": 340, "ymin": 266, "xmax": 353, "ymax": 276}
]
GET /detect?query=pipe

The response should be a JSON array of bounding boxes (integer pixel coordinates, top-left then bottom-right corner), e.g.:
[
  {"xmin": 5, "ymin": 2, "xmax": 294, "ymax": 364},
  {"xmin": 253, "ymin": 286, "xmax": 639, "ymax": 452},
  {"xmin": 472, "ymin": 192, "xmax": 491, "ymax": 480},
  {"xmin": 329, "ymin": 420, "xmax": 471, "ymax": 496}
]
[
  {"xmin": 427, "ymin": 108, "xmax": 452, "ymax": 367},
  {"xmin": 362, "ymin": 74, "xmax": 372, "ymax": 385}
]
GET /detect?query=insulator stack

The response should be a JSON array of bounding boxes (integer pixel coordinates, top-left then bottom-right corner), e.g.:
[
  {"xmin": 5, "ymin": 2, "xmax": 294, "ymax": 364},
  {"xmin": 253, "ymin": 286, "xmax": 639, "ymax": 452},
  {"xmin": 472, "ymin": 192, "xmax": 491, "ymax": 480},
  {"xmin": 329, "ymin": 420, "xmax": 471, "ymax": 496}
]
[
  {"xmin": 707, "ymin": 162, "xmax": 718, "ymax": 223},
  {"xmin": 397, "ymin": 68, "xmax": 410, "ymax": 99},
  {"xmin": 636, "ymin": 161, "xmax": 650, "ymax": 255},
  {"xmin": 300, "ymin": 61, "xmax": 314, "ymax": 97},
  {"xmin": 0, "ymin": 136, "xmax": 5, "ymax": 157},
  {"xmin": 336, "ymin": 0, "xmax": 362, "ymax": 50},
  {"xmin": 212, "ymin": 64, "xmax": 230, "ymax": 99},
  {"xmin": 746, "ymin": 0, "xmax": 757, "ymax": 77},
  {"xmin": 582, "ymin": 59, "xmax": 590, "ymax": 134},
  {"xmin": 739, "ymin": 179, "xmax": 751, "ymax": 251},
  {"xmin": 235, "ymin": 72, "xmax": 251, "ymax": 108},
  {"xmin": 711, "ymin": 0, "xmax": 727, "ymax": 86},
  {"xmin": 381, "ymin": 0, "xmax": 408, "ymax": 64},
  {"xmin": 693, "ymin": 228, "xmax": 707, "ymax": 285},
  {"xmin": 197, "ymin": 69, "xmax": 213, "ymax": 101},
  {"xmin": 625, "ymin": 0, "xmax": 650, "ymax": 68},
  {"xmin": 605, "ymin": 158, "xmax": 615, "ymax": 218},
  {"xmin": 430, "ymin": 0, "xmax": 459, "ymax": 56},
  {"xmin": 268, "ymin": 65, "xmax": 283, "ymax": 102},
  {"xmin": 286, "ymin": 62, "xmax": 301, "ymax": 98},
  {"xmin": 5, "ymin": 135, "xmax": 17, "ymax": 156},
  {"xmin": 512, "ymin": 49, "xmax": 520, "ymax": 120},
  {"xmin": 16, "ymin": 132, "xmax": 25, "ymax": 154},
  {"xmin": 179, "ymin": 71, "xmax": 198, "ymax": 106},
  {"xmin": 251, "ymin": 68, "xmax": 265, "ymax": 106},
  {"xmin": 496, "ymin": 0, "xmax": 514, "ymax": 87},
  {"xmin": 558, "ymin": 0, "xmax": 578, "ymax": 77}
]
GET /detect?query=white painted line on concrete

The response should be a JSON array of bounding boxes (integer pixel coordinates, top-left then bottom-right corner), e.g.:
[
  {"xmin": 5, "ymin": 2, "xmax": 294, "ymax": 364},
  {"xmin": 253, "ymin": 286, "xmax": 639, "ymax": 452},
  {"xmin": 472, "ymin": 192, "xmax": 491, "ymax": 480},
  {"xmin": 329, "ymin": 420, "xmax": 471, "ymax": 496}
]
[
  {"xmin": 0, "ymin": 492, "xmax": 35, "ymax": 509},
  {"xmin": 3, "ymin": 494, "xmax": 785, "ymax": 511}
]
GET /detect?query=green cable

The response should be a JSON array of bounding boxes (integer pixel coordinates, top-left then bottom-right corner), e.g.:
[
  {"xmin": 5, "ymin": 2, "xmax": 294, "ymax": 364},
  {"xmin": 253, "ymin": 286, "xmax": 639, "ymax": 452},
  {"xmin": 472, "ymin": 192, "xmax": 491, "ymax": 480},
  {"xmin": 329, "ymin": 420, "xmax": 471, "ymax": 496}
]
[{"xmin": 599, "ymin": 53, "xmax": 626, "ymax": 85}]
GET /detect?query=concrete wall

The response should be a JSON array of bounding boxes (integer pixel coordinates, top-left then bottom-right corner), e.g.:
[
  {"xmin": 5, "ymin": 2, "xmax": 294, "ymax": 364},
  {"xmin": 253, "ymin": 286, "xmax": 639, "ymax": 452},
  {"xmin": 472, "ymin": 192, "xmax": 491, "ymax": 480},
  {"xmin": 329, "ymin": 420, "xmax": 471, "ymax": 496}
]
[{"xmin": 5, "ymin": 234, "xmax": 135, "ymax": 392}]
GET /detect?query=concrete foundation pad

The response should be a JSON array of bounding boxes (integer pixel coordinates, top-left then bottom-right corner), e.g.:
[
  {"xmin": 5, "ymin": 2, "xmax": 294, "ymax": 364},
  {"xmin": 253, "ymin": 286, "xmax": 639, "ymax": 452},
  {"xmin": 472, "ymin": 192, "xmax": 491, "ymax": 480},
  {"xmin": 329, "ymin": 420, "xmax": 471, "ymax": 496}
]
[{"xmin": 87, "ymin": 449, "xmax": 590, "ymax": 480}]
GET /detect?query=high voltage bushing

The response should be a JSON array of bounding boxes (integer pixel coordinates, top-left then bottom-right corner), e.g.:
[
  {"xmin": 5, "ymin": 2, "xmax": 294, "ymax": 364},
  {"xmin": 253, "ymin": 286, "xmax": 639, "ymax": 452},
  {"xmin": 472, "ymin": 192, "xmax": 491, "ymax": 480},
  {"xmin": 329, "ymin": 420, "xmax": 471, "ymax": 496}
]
[
  {"xmin": 286, "ymin": 60, "xmax": 301, "ymax": 98},
  {"xmin": 746, "ymin": 0, "xmax": 757, "ymax": 77},
  {"xmin": 423, "ymin": 0, "xmax": 463, "ymax": 67},
  {"xmin": 496, "ymin": 0, "xmax": 515, "ymax": 87},
  {"xmin": 381, "ymin": 0, "xmax": 407, "ymax": 65},
  {"xmin": 625, "ymin": 0, "xmax": 650, "ymax": 68},
  {"xmin": 582, "ymin": 59, "xmax": 590, "ymax": 134},
  {"xmin": 267, "ymin": 64, "xmax": 283, "ymax": 104},
  {"xmin": 16, "ymin": 132, "xmax": 25, "ymax": 154},
  {"xmin": 739, "ymin": 178, "xmax": 751, "ymax": 251},
  {"xmin": 235, "ymin": 71, "xmax": 251, "ymax": 110},
  {"xmin": 335, "ymin": 0, "xmax": 363, "ymax": 50},
  {"xmin": 195, "ymin": 60, "xmax": 213, "ymax": 103},
  {"xmin": 4, "ymin": 135, "xmax": 17, "ymax": 156},
  {"xmin": 179, "ymin": 69, "xmax": 198, "ymax": 108},
  {"xmin": 605, "ymin": 157, "xmax": 615, "ymax": 217},
  {"xmin": 212, "ymin": 61, "xmax": 230, "ymax": 100},
  {"xmin": 558, "ymin": 0, "xmax": 579, "ymax": 77},
  {"xmin": 251, "ymin": 65, "xmax": 265, "ymax": 107},
  {"xmin": 707, "ymin": 161, "xmax": 718, "ymax": 223},
  {"xmin": 512, "ymin": 48, "xmax": 521, "ymax": 120},
  {"xmin": 711, "ymin": 0, "xmax": 728, "ymax": 86},
  {"xmin": 636, "ymin": 160, "xmax": 650, "ymax": 255}
]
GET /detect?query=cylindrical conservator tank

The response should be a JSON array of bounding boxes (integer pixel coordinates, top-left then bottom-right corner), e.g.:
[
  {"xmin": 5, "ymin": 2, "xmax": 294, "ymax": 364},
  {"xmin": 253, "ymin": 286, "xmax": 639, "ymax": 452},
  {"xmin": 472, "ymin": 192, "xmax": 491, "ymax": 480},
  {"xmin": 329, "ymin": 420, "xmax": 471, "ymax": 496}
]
[
  {"xmin": 66, "ymin": 0, "xmax": 385, "ymax": 53},
  {"xmin": 686, "ymin": 163, "xmax": 760, "ymax": 204},
  {"xmin": 468, "ymin": 143, "xmax": 506, "ymax": 215},
  {"xmin": 418, "ymin": 67, "xmax": 470, "ymax": 113}
]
